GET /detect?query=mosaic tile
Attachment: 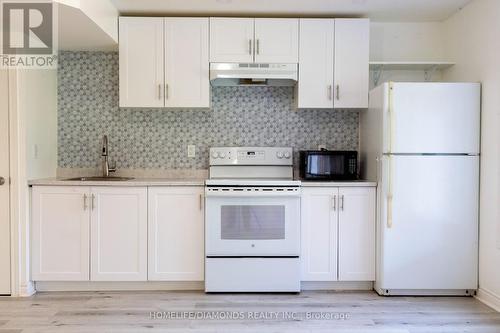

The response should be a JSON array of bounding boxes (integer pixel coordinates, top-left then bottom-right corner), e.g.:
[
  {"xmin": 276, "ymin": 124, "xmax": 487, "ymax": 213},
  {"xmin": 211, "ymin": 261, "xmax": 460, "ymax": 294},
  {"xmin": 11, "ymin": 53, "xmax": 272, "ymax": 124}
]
[{"xmin": 58, "ymin": 51, "xmax": 359, "ymax": 169}]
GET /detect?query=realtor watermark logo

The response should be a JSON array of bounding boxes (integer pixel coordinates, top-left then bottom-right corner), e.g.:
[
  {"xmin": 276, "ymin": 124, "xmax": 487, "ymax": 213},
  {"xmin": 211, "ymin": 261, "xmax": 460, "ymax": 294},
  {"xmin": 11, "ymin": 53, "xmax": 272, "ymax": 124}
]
[{"xmin": 1, "ymin": 0, "xmax": 58, "ymax": 68}]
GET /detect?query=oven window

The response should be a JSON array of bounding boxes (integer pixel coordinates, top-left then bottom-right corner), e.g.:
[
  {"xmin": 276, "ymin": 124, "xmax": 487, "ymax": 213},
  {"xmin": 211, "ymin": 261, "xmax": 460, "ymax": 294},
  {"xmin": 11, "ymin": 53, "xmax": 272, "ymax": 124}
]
[
  {"xmin": 308, "ymin": 154, "xmax": 344, "ymax": 176},
  {"xmin": 221, "ymin": 205, "xmax": 285, "ymax": 240}
]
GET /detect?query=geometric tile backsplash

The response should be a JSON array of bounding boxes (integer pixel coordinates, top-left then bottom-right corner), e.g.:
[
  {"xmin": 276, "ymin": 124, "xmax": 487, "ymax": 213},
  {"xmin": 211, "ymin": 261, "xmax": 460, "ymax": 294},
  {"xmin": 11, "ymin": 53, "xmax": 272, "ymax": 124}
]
[{"xmin": 58, "ymin": 51, "xmax": 359, "ymax": 170}]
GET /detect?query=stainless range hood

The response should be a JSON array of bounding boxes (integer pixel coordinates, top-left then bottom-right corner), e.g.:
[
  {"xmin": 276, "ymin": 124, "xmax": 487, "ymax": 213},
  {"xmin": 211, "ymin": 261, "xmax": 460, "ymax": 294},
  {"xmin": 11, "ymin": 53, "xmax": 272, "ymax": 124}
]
[{"xmin": 210, "ymin": 63, "xmax": 298, "ymax": 87}]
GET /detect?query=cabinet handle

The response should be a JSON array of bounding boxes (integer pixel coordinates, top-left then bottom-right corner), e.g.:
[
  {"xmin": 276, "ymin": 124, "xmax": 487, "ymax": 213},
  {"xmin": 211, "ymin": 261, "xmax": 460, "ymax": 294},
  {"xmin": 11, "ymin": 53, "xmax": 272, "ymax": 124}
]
[
  {"xmin": 336, "ymin": 84, "xmax": 340, "ymax": 101},
  {"xmin": 199, "ymin": 194, "xmax": 203, "ymax": 211},
  {"xmin": 328, "ymin": 85, "xmax": 332, "ymax": 100},
  {"xmin": 332, "ymin": 195, "xmax": 337, "ymax": 211},
  {"xmin": 165, "ymin": 84, "xmax": 169, "ymax": 100},
  {"xmin": 91, "ymin": 194, "xmax": 95, "ymax": 211},
  {"xmin": 256, "ymin": 39, "xmax": 260, "ymax": 55},
  {"xmin": 158, "ymin": 84, "xmax": 162, "ymax": 100},
  {"xmin": 340, "ymin": 195, "xmax": 344, "ymax": 211},
  {"xmin": 248, "ymin": 39, "xmax": 252, "ymax": 55},
  {"xmin": 83, "ymin": 194, "xmax": 88, "ymax": 210}
]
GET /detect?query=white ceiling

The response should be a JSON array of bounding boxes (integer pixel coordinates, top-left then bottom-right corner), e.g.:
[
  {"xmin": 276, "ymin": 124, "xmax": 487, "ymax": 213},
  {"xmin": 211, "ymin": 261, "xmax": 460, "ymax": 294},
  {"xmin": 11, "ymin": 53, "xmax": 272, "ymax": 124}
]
[{"xmin": 111, "ymin": 0, "xmax": 473, "ymax": 22}]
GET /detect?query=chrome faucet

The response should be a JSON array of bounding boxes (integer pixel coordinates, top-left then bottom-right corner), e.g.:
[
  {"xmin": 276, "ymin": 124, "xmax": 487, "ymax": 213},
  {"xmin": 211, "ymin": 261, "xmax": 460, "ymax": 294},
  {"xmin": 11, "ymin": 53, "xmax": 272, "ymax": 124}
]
[{"xmin": 101, "ymin": 135, "xmax": 116, "ymax": 177}]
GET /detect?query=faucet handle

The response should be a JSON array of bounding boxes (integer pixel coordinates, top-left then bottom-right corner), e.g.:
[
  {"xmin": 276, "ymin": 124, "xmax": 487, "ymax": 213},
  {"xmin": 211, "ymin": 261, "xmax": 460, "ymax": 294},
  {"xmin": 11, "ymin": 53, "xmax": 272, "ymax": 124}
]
[{"xmin": 109, "ymin": 160, "xmax": 117, "ymax": 173}]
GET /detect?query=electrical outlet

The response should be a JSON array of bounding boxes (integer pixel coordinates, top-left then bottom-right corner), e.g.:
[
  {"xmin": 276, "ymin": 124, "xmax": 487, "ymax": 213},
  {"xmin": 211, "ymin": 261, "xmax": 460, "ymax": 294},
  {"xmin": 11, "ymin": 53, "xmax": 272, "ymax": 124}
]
[
  {"xmin": 187, "ymin": 145, "xmax": 196, "ymax": 158},
  {"xmin": 318, "ymin": 144, "xmax": 326, "ymax": 150}
]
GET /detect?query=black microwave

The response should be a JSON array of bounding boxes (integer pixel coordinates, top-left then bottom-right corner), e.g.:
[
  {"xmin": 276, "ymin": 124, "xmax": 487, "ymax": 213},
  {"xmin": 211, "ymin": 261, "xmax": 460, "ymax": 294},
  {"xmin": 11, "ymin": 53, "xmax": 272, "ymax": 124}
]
[{"xmin": 300, "ymin": 150, "xmax": 358, "ymax": 180}]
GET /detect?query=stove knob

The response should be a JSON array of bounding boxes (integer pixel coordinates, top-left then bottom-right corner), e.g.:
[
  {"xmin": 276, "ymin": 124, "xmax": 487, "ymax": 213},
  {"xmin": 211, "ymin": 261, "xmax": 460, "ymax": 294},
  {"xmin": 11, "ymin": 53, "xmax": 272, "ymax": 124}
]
[
  {"xmin": 284, "ymin": 152, "xmax": 291, "ymax": 159},
  {"xmin": 276, "ymin": 151, "xmax": 284, "ymax": 159},
  {"xmin": 220, "ymin": 152, "xmax": 226, "ymax": 158},
  {"xmin": 212, "ymin": 151, "xmax": 219, "ymax": 159}
]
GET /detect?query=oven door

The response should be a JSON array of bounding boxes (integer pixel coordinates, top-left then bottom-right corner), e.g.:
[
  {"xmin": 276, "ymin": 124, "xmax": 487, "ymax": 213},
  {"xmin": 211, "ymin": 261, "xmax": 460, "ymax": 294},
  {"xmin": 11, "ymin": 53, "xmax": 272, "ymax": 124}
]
[{"xmin": 205, "ymin": 187, "xmax": 301, "ymax": 257}]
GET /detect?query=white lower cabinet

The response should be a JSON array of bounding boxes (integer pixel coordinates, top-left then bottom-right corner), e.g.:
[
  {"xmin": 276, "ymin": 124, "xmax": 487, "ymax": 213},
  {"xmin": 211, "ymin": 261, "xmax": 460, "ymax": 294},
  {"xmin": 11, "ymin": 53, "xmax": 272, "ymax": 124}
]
[
  {"xmin": 148, "ymin": 187, "xmax": 204, "ymax": 281},
  {"xmin": 301, "ymin": 188, "xmax": 338, "ymax": 281},
  {"xmin": 31, "ymin": 185, "xmax": 204, "ymax": 283},
  {"xmin": 90, "ymin": 187, "xmax": 148, "ymax": 281},
  {"xmin": 31, "ymin": 186, "xmax": 148, "ymax": 282},
  {"xmin": 337, "ymin": 187, "xmax": 376, "ymax": 281},
  {"xmin": 301, "ymin": 186, "xmax": 376, "ymax": 282},
  {"xmin": 32, "ymin": 186, "xmax": 90, "ymax": 281}
]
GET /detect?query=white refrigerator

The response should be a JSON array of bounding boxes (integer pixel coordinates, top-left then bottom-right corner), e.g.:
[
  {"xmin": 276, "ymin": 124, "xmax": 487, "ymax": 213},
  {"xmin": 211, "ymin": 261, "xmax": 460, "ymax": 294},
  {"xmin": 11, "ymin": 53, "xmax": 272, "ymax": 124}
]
[{"xmin": 361, "ymin": 82, "xmax": 480, "ymax": 296}]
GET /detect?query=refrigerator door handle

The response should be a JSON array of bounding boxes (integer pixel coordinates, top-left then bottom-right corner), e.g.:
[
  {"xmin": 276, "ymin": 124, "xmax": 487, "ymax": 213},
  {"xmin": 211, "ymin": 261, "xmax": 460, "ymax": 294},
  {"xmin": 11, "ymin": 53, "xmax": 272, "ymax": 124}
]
[
  {"xmin": 387, "ymin": 155, "xmax": 394, "ymax": 228},
  {"xmin": 388, "ymin": 82, "xmax": 395, "ymax": 153}
]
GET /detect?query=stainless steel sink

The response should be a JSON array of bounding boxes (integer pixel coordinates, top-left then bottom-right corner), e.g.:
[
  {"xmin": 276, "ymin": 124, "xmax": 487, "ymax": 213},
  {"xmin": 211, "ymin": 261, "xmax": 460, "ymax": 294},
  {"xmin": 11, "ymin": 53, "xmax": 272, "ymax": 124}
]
[{"xmin": 64, "ymin": 176, "xmax": 134, "ymax": 181}]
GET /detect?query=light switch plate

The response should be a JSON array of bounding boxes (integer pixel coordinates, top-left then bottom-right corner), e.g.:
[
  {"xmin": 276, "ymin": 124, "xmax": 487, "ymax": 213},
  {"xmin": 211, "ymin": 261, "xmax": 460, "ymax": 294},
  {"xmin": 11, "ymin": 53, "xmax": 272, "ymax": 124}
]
[
  {"xmin": 187, "ymin": 145, "xmax": 196, "ymax": 158},
  {"xmin": 34, "ymin": 144, "xmax": 39, "ymax": 159}
]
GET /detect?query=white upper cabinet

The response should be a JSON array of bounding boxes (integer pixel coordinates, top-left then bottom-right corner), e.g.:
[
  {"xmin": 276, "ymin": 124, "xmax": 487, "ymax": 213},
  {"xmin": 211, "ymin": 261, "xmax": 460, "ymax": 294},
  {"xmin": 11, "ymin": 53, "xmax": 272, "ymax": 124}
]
[
  {"xmin": 337, "ymin": 187, "xmax": 376, "ymax": 281},
  {"xmin": 298, "ymin": 19, "xmax": 335, "ymax": 108},
  {"xmin": 301, "ymin": 187, "xmax": 339, "ymax": 281},
  {"xmin": 119, "ymin": 17, "xmax": 164, "ymax": 108},
  {"xmin": 165, "ymin": 18, "xmax": 210, "ymax": 108},
  {"xmin": 210, "ymin": 18, "xmax": 298, "ymax": 63},
  {"xmin": 209, "ymin": 18, "xmax": 254, "ymax": 63},
  {"xmin": 31, "ymin": 186, "xmax": 90, "ymax": 281},
  {"xmin": 90, "ymin": 187, "xmax": 148, "ymax": 281},
  {"xmin": 148, "ymin": 187, "xmax": 205, "ymax": 281},
  {"xmin": 120, "ymin": 17, "xmax": 209, "ymax": 108},
  {"xmin": 298, "ymin": 18, "xmax": 369, "ymax": 109},
  {"xmin": 254, "ymin": 18, "xmax": 299, "ymax": 63},
  {"xmin": 334, "ymin": 19, "xmax": 370, "ymax": 109}
]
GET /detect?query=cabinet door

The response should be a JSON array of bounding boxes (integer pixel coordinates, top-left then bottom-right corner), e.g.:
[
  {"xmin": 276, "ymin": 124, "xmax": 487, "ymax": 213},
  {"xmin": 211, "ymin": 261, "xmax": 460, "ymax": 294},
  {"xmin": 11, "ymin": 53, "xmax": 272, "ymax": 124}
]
[
  {"xmin": 31, "ymin": 186, "xmax": 90, "ymax": 281},
  {"xmin": 334, "ymin": 19, "xmax": 370, "ymax": 108},
  {"xmin": 165, "ymin": 18, "xmax": 210, "ymax": 108},
  {"xmin": 301, "ymin": 187, "xmax": 338, "ymax": 281},
  {"xmin": 90, "ymin": 187, "xmax": 147, "ymax": 281},
  {"xmin": 210, "ymin": 18, "xmax": 254, "ymax": 63},
  {"xmin": 254, "ymin": 18, "xmax": 298, "ymax": 63},
  {"xmin": 148, "ymin": 187, "xmax": 204, "ymax": 281},
  {"xmin": 338, "ymin": 187, "xmax": 376, "ymax": 281},
  {"xmin": 297, "ymin": 19, "xmax": 334, "ymax": 108},
  {"xmin": 119, "ymin": 17, "xmax": 164, "ymax": 107}
]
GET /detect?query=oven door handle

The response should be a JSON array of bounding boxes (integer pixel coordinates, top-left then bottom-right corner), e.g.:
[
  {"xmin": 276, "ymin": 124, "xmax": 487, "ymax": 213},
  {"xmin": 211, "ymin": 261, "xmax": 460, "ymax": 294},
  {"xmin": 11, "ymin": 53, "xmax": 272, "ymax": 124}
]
[
  {"xmin": 205, "ymin": 192, "xmax": 301, "ymax": 198},
  {"xmin": 205, "ymin": 188, "xmax": 301, "ymax": 197}
]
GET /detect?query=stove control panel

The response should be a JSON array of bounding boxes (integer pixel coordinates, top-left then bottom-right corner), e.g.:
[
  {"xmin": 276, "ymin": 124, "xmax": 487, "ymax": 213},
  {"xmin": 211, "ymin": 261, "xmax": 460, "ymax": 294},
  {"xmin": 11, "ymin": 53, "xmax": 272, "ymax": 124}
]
[{"xmin": 209, "ymin": 147, "xmax": 293, "ymax": 166}]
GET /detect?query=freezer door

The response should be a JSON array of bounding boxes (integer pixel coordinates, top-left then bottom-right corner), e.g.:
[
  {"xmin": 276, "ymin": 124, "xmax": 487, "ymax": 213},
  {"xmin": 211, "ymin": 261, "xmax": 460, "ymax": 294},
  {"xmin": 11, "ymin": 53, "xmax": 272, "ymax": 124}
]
[
  {"xmin": 384, "ymin": 83, "xmax": 481, "ymax": 154},
  {"xmin": 378, "ymin": 155, "xmax": 479, "ymax": 291}
]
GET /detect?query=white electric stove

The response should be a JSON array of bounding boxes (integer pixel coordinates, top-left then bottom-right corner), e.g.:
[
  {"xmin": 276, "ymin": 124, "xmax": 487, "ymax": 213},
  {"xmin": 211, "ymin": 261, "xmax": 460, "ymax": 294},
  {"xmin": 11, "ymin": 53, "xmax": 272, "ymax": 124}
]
[{"xmin": 205, "ymin": 147, "xmax": 301, "ymax": 292}]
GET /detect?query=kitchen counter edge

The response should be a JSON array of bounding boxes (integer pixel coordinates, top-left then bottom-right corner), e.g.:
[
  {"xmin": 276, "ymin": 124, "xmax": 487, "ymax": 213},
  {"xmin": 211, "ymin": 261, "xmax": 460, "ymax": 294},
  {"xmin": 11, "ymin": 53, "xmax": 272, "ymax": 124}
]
[
  {"xmin": 29, "ymin": 178, "xmax": 377, "ymax": 187},
  {"xmin": 300, "ymin": 181, "xmax": 377, "ymax": 187},
  {"xmin": 28, "ymin": 178, "xmax": 206, "ymax": 187}
]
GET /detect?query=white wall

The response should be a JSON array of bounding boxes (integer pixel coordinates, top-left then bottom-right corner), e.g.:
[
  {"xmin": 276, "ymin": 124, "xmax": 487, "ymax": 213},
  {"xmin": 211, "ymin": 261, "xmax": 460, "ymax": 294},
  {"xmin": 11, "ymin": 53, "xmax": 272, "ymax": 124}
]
[
  {"xmin": 8, "ymin": 69, "xmax": 57, "ymax": 296},
  {"xmin": 370, "ymin": 22, "xmax": 445, "ymax": 62},
  {"xmin": 369, "ymin": 22, "xmax": 446, "ymax": 87},
  {"xmin": 19, "ymin": 70, "xmax": 58, "ymax": 180},
  {"xmin": 443, "ymin": 0, "xmax": 500, "ymax": 311}
]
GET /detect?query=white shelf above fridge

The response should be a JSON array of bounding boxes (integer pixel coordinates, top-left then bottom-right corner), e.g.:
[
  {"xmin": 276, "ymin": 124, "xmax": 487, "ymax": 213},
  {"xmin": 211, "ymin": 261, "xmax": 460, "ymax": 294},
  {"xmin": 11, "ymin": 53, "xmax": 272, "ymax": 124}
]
[{"xmin": 369, "ymin": 61, "xmax": 455, "ymax": 71}]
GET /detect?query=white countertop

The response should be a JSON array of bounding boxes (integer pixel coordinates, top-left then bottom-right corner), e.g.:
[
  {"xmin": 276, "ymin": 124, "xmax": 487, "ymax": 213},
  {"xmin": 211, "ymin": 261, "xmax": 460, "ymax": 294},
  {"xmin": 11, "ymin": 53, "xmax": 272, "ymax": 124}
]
[
  {"xmin": 28, "ymin": 178, "xmax": 206, "ymax": 187},
  {"xmin": 29, "ymin": 178, "xmax": 377, "ymax": 187},
  {"xmin": 300, "ymin": 180, "xmax": 377, "ymax": 187}
]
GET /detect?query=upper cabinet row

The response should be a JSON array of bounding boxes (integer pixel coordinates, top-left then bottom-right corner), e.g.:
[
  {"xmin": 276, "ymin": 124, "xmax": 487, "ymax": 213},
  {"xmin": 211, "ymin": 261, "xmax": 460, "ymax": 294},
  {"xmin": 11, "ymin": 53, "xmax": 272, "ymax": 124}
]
[{"xmin": 119, "ymin": 17, "xmax": 369, "ymax": 109}]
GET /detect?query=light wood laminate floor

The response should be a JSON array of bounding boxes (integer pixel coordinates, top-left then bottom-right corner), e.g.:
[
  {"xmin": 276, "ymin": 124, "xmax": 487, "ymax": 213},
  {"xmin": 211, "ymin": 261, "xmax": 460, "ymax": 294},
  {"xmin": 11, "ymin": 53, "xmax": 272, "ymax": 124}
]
[{"xmin": 0, "ymin": 291, "xmax": 499, "ymax": 333}]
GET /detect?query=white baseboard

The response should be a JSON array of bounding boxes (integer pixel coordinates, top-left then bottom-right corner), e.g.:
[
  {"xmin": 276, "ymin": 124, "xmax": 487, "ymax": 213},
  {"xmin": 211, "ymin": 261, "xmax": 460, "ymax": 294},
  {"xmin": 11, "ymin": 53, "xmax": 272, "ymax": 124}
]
[
  {"xmin": 34, "ymin": 281, "xmax": 374, "ymax": 292},
  {"xmin": 35, "ymin": 281, "xmax": 204, "ymax": 292},
  {"xmin": 476, "ymin": 288, "xmax": 500, "ymax": 312},
  {"xmin": 301, "ymin": 281, "xmax": 373, "ymax": 291},
  {"xmin": 19, "ymin": 281, "xmax": 36, "ymax": 297}
]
